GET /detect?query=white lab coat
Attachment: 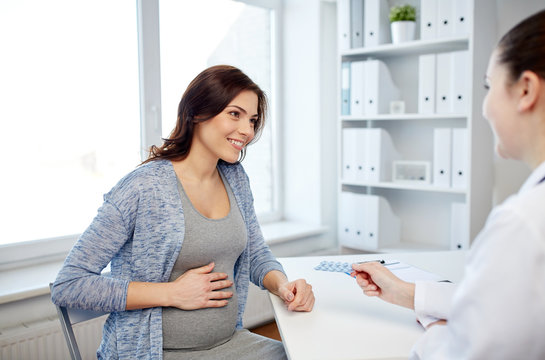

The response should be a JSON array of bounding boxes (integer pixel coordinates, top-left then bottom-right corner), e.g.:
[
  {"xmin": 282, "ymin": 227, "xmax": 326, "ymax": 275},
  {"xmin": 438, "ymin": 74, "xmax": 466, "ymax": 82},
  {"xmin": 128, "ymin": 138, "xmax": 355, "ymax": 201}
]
[{"xmin": 410, "ymin": 161, "xmax": 545, "ymax": 359}]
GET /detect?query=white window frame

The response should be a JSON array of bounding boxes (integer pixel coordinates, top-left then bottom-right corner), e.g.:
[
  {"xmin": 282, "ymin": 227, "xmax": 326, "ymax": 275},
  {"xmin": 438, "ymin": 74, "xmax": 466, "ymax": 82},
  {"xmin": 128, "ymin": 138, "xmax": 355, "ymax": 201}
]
[{"xmin": 0, "ymin": 0, "xmax": 283, "ymax": 269}]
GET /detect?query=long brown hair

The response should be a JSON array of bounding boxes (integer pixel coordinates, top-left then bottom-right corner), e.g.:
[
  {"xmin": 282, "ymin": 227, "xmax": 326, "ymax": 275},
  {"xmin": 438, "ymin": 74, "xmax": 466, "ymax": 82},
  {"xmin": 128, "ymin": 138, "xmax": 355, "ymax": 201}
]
[
  {"xmin": 497, "ymin": 9, "xmax": 545, "ymax": 83},
  {"xmin": 143, "ymin": 65, "xmax": 267, "ymax": 164}
]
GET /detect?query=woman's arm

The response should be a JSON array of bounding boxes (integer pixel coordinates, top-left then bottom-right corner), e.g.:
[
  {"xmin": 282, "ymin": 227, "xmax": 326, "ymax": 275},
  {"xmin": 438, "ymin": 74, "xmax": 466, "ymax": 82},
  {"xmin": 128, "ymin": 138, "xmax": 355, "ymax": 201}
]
[{"xmin": 263, "ymin": 270, "xmax": 315, "ymax": 312}]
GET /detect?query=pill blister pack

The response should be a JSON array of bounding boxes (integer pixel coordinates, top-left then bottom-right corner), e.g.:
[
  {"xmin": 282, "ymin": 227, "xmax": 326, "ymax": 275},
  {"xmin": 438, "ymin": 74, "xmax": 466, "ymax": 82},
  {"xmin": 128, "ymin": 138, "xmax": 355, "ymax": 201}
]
[{"xmin": 314, "ymin": 261, "xmax": 353, "ymax": 274}]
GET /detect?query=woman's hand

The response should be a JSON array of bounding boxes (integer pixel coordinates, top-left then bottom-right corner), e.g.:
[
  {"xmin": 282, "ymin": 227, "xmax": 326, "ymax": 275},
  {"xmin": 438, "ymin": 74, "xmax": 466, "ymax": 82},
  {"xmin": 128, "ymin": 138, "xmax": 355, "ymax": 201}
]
[
  {"xmin": 351, "ymin": 262, "xmax": 415, "ymax": 310},
  {"xmin": 264, "ymin": 270, "xmax": 315, "ymax": 312},
  {"xmin": 167, "ymin": 262, "xmax": 233, "ymax": 310}
]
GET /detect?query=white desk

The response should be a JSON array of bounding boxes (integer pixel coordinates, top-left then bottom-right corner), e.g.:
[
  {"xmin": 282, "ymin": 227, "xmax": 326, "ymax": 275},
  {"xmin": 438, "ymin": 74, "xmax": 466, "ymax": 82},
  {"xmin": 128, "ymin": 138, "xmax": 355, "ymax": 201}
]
[{"xmin": 269, "ymin": 251, "xmax": 467, "ymax": 360}]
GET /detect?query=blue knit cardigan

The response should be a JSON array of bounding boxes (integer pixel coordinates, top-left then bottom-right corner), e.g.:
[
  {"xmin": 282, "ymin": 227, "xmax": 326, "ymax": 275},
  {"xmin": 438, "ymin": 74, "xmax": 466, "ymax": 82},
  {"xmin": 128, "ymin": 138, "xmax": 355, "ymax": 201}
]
[{"xmin": 51, "ymin": 159, "xmax": 284, "ymax": 359}]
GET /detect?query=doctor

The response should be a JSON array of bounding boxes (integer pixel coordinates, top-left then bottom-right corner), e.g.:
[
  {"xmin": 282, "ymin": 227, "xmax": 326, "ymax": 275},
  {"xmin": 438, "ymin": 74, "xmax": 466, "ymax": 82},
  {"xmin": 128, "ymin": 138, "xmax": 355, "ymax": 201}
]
[{"xmin": 352, "ymin": 9, "xmax": 545, "ymax": 359}]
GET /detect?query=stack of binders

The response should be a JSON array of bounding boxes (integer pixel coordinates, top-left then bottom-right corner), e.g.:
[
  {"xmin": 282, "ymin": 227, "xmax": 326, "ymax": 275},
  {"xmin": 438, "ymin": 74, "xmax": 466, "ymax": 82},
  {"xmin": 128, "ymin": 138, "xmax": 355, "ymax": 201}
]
[
  {"xmin": 338, "ymin": 192, "xmax": 400, "ymax": 251},
  {"xmin": 342, "ymin": 128, "xmax": 400, "ymax": 184},
  {"xmin": 433, "ymin": 128, "xmax": 468, "ymax": 189},
  {"xmin": 421, "ymin": 0, "xmax": 472, "ymax": 40},
  {"xmin": 338, "ymin": 0, "xmax": 391, "ymax": 51},
  {"xmin": 341, "ymin": 59, "xmax": 400, "ymax": 116},
  {"xmin": 418, "ymin": 50, "xmax": 469, "ymax": 115}
]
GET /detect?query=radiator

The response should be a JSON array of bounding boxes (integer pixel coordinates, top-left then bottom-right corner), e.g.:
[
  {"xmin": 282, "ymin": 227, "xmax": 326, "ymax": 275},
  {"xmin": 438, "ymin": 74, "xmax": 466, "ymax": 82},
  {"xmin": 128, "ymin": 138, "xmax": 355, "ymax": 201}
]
[
  {"xmin": 0, "ymin": 286, "xmax": 272, "ymax": 360},
  {"xmin": 0, "ymin": 316, "xmax": 106, "ymax": 360}
]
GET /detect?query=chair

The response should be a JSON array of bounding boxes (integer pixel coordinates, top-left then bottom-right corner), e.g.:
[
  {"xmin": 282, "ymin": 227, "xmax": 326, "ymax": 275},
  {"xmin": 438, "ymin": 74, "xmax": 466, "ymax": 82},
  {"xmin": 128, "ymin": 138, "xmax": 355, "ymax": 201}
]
[{"xmin": 49, "ymin": 283, "xmax": 108, "ymax": 360}]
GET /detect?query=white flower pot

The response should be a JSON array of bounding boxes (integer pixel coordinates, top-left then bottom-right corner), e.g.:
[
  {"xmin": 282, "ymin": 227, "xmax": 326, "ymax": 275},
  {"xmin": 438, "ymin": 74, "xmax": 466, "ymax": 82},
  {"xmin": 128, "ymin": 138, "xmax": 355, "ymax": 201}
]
[{"xmin": 391, "ymin": 21, "xmax": 416, "ymax": 44}]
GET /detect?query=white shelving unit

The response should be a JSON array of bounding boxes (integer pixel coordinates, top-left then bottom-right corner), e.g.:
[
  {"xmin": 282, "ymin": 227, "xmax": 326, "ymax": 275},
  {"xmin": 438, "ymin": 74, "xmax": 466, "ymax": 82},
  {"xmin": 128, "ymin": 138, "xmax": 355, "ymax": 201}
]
[{"xmin": 337, "ymin": 0, "xmax": 497, "ymax": 252}]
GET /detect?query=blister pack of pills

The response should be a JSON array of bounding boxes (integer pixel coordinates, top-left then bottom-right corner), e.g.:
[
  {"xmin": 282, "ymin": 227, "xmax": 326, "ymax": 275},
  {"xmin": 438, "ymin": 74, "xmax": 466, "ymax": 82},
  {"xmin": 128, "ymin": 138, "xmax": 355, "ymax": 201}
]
[{"xmin": 314, "ymin": 260, "xmax": 353, "ymax": 274}]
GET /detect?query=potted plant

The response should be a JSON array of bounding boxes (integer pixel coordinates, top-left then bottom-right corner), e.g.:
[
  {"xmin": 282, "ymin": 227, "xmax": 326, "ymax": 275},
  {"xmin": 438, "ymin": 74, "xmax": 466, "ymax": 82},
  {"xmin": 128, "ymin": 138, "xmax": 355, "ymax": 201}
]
[{"xmin": 389, "ymin": 4, "xmax": 416, "ymax": 44}]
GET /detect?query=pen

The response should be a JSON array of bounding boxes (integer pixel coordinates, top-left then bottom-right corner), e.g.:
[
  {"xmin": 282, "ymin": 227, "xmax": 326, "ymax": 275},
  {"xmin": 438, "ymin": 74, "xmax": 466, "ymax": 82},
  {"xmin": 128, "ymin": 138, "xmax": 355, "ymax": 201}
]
[{"xmin": 357, "ymin": 259, "xmax": 385, "ymax": 264}]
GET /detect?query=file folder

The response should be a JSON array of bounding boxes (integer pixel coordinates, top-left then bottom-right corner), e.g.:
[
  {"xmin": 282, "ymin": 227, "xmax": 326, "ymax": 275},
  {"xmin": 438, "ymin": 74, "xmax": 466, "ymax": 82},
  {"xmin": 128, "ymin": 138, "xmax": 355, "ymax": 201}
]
[
  {"xmin": 418, "ymin": 54, "xmax": 436, "ymax": 114},
  {"xmin": 364, "ymin": 60, "xmax": 400, "ymax": 115},
  {"xmin": 450, "ymin": 201, "xmax": 469, "ymax": 250},
  {"xmin": 451, "ymin": 128, "xmax": 468, "ymax": 189},
  {"xmin": 342, "ymin": 128, "xmax": 358, "ymax": 182},
  {"xmin": 354, "ymin": 128, "xmax": 367, "ymax": 182},
  {"xmin": 451, "ymin": 50, "xmax": 469, "ymax": 114},
  {"xmin": 338, "ymin": 0, "xmax": 351, "ymax": 50},
  {"xmin": 338, "ymin": 191, "xmax": 357, "ymax": 248},
  {"xmin": 435, "ymin": 52, "xmax": 453, "ymax": 114},
  {"xmin": 351, "ymin": 61, "xmax": 366, "ymax": 116},
  {"xmin": 364, "ymin": 0, "xmax": 391, "ymax": 47},
  {"xmin": 436, "ymin": 0, "xmax": 455, "ymax": 38},
  {"xmin": 453, "ymin": 0, "xmax": 471, "ymax": 37},
  {"xmin": 341, "ymin": 62, "xmax": 351, "ymax": 115},
  {"xmin": 420, "ymin": 0, "xmax": 437, "ymax": 40},
  {"xmin": 433, "ymin": 128, "xmax": 452, "ymax": 187},
  {"xmin": 350, "ymin": 0, "xmax": 364, "ymax": 48}
]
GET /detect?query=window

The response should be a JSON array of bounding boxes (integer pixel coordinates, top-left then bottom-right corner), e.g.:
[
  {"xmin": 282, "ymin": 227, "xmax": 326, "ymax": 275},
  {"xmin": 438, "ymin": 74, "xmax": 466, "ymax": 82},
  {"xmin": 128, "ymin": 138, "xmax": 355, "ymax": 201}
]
[
  {"xmin": 0, "ymin": 0, "xmax": 140, "ymax": 247},
  {"xmin": 158, "ymin": 0, "xmax": 280, "ymax": 218},
  {"xmin": 0, "ymin": 0, "xmax": 280, "ymax": 255}
]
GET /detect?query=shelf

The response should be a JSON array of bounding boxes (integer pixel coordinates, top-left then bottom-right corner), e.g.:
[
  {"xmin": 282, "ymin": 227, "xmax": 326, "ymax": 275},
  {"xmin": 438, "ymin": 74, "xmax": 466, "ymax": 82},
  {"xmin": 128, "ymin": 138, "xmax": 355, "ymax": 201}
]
[
  {"xmin": 377, "ymin": 242, "xmax": 451, "ymax": 253},
  {"xmin": 341, "ymin": 37, "xmax": 469, "ymax": 59},
  {"xmin": 342, "ymin": 181, "xmax": 466, "ymax": 194},
  {"xmin": 340, "ymin": 113, "xmax": 467, "ymax": 121}
]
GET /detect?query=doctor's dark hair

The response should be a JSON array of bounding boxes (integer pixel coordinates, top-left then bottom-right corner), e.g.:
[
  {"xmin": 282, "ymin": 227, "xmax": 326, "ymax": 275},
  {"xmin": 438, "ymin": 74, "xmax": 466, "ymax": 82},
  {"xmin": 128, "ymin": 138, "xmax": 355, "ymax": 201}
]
[
  {"xmin": 143, "ymin": 65, "xmax": 267, "ymax": 164},
  {"xmin": 497, "ymin": 9, "xmax": 545, "ymax": 83}
]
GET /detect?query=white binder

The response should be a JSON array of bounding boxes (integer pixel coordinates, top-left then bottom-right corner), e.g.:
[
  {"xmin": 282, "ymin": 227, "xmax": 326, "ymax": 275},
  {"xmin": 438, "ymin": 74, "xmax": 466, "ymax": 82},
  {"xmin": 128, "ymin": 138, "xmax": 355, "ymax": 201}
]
[
  {"xmin": 364, "ymin": 60, "xmax": 400, "ymax": 115},
  {"xmin": 437, "ymin": 0, "xmax": 455, "ymax": 38},
  {"xmin": 337, "ymin": 0, "xmax": 351, "ymax": 50},
  {"xmin": 450, "ymin": 201, "xmax": 469, "ymax": 250},
  {"xmin": 351, "ymin": 61, "xmax": 365, "ymax": 116},
  {"xmin": 341, "ymin": 62, "xmax": 351, "ymax": 115},
  {"xmin": 354, "ymin": 128, "xmax": 367, "ymax": 182},
  {"xmin": 435, "ymin": 52, "xmax": 453, "ymax": 114},
  {"xmin": 348, "ymin": 194, "xmax": 400, "ymax": 250},
  {"xmin": 451, "ymin": 50, "xmax": 469, "ymax": 114},
  {"xmin": 366, "ymin": 128, "xmax": 400, "ymax": 183},
  {"xmin": 338, "ymin": 191, "xmax": 357, "ymax": 248},
  {"xmin": 342, "ymin": 128, "xmax": 357, "ymax": 182},
  {"xmin": 420, "ymin": 0, "xmax": 437, "ymax": 40},
  {"xmin": 453, "ymin": 0, "xmax": 471, "ymax": 37},
  {"xmin": 418, "ymin": 54, "xmax": 436, "ymax": 114},
  {"xmin": 451, "ymin": 128, "xmax": 468, "ymax": 189},
  {"xmin": 433, "ymin": 128, "xmax": 452, "ymax": 187},
  {"xmin": 350, "ymin": 0, "xmax": 364, "ymax": 48},
  {"xmin": 364, "ymin": 0, "xmax": 391, "ymax": 47}
]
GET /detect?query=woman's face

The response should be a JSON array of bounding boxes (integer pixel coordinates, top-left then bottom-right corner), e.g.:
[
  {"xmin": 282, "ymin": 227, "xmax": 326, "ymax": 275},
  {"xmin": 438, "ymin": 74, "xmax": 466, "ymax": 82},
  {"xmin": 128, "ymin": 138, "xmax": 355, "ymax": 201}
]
[
  {"xmin": 193, "ymin": 90, "xmax": 258, "ymax": 163},
  {"xmin": 482, "ymin": 50, "xmax": 523, "ymax": 160}
]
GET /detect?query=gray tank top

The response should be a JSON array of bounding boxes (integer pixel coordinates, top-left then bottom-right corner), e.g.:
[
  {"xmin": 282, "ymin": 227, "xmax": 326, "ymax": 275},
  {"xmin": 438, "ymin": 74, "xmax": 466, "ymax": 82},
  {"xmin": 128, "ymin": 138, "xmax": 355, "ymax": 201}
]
[{"xmin": 162, "ymin": 170, "xmax": 247, "ymax": 351}]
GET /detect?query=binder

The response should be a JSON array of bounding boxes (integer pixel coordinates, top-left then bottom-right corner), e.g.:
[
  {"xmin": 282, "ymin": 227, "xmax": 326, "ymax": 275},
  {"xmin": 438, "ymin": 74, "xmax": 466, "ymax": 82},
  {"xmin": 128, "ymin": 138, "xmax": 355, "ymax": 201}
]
[
  {"xmin": 418, "ymin": 54, "xmax": 436, "ymax": 114},
  {"xmin": 337, "ymin": 0, "xmax": 351, "ymax": 50},
  {"xmin": 453, "ymin": 0, "xmax": 471, "ymax": 37},
  {"xmin": 341, "ymin": 62, "xmax": 351, "ymax": 115},
  {"xmin": 338, "ymin": 191, "xmax": 357, "ymax": 248},
  {"xmin": 433, "ymin": 128, "xmax": 452, "ymax": 187},
  {"xmin": 451, "ymin": 128, "xmax": 468, "ymax": 189},
  {"xmin": 354, "ymin": 128, "xmax": 367, "ymax": 183},
  {"xmin": 342, "ymin": 128, "xmax": 357, "ymax": 182},
  {"xmin": 349, "ymin": 194, "xmax": 400, "ymax": 250},
  {"xmin": 364, "ymin": 59, "xmax": 400, "ymax": 115},
  {"xmin": 450, "ymin": 201, "xmax": 469, "ymax": 250},
  {"xmin": 435, "ymin": 52, "xmax": 453, "ymax": 114},
  {"xmin": 364, "ymin": 0, "xmax": 391, "ymax": 47},
  {"xmin": 366, "ymin": 128, "xmax": 400, "ymax": 183},
  {"xmin": 451, "ymin": 50, "xmax": 469, "ymax": 114},
  {"xmin": 350, "ymin": 0, "xmax": 364, "ymax": 48},
  {"xmin": 350, "ymin": 61, "xmax": 365, "ymax": 116},
  {"xmin": 436, "ymin": 0, "xmax": 455, "ymax": 38},
  {"xmin": 420, "ymin": 0, "xmax": 437, "ymax": 40}
]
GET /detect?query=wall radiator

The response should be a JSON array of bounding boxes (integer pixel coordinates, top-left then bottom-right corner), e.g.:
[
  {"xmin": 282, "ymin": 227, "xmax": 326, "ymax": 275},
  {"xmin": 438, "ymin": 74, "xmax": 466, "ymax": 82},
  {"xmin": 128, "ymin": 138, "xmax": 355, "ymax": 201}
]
[{"xmin": 0, "ymin": 285, "xmax": 273, "ymax": 360}]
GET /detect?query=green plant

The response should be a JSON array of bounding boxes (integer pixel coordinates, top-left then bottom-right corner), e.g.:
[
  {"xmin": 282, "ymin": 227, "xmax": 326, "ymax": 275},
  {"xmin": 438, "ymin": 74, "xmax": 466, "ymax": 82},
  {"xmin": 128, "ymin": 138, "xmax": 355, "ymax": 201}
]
[{"xmin": 389, "ymin": 4, "xmax": 416, "ymax": 23}]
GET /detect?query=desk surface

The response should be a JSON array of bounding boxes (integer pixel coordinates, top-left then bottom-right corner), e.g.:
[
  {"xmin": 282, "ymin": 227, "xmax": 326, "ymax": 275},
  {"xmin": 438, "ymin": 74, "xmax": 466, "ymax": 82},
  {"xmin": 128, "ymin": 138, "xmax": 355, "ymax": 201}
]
[{"xmin": 269, "ymin": 251, "xmax": 467, "ymax": 360}]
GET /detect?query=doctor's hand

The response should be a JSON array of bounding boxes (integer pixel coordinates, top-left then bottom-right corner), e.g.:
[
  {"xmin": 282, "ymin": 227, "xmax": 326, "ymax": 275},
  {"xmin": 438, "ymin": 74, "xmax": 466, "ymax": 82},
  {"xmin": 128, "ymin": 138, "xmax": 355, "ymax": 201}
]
[
  {"xmin": 278, "ymin": 279, "xmax": 315, "ymax": 312},
  {"xmin": 351, "ymin": 262, "xmax": 415, "ymax": 310}
]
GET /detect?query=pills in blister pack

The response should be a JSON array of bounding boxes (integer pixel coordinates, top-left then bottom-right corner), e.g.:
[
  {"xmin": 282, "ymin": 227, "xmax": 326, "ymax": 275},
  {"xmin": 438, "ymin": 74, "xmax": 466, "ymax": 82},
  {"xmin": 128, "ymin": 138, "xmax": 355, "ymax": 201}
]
[{"xmin": 314, "ymin": 261, "xmax": 353, "ymax": 274}]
